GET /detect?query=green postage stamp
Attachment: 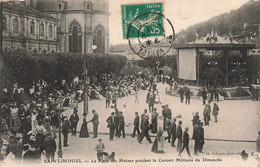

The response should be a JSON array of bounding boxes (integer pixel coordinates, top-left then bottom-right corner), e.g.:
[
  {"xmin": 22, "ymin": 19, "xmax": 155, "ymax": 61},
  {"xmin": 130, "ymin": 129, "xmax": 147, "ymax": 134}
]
[{"xmin": 121, "ymin": 2, "xmax": 164, "ymax": 39}]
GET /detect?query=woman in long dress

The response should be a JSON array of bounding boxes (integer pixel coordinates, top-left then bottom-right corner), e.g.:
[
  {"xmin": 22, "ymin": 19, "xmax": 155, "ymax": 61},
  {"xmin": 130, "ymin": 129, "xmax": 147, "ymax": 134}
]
[
  {"xmin": 79, "ymin": 114, "xmax": 89, "ymax": 138},
  {"xmin": 151, "ymin": 127, "xmax": 164, "ymax": 153}
]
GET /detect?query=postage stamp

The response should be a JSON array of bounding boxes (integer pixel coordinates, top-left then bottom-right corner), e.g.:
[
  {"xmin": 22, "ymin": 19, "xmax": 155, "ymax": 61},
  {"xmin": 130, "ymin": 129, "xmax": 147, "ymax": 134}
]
[
  {"xmin": 121, "ymin": 2, "xmax": 164, "ymax": 39},
  {"xmin": 127, "ymin": 12, "xmax": 175, "ymax": 59}
]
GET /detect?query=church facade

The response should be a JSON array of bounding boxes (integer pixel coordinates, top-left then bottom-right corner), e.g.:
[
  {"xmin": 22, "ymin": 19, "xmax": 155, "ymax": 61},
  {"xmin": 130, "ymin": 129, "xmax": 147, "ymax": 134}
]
[
  {"xmin": 37, "ymin": 0, "xmax": 109, "ymax": 54},
  {"xmin": 2, "ymin": 0, "xmax": 109, "ymax": 54},
  {"xmin": 2, "ymin": 1, "xmax": 59, "ymax": 52}
]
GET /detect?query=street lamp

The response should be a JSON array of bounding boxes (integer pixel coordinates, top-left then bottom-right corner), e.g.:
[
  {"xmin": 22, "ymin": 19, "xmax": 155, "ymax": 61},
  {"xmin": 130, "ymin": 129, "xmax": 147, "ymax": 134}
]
[
  {"xmin": 55, "ymin": 102, "xmax": 63, "ymax": 159},
  {"xmin": 156, "ymin": 60, "xmax": 160, "ymax": 82}
]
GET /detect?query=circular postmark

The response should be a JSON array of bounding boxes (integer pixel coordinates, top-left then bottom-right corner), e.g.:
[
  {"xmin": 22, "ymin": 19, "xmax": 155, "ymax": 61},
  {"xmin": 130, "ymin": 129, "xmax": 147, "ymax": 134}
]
[{"xmin": 127, "ymin": 12, "xmax": 175, "ymax": 59}]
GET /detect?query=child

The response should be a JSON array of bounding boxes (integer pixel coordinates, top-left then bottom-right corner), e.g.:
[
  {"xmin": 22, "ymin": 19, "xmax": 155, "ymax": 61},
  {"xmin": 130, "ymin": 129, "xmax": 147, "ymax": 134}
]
[
  {"xmin": 2, "ymin": 119, "xmax": 9, "ymax": 134},
  {"xmin": 95, "ymin": 139, "xmax": 108, "ymax": 162}
]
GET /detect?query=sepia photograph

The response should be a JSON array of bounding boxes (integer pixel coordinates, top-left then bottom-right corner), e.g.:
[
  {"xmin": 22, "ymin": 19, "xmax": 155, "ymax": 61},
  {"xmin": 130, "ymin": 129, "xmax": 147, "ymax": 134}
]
[{"xmin": 0, "ymin": 0, "xmax": 260, "ymax": 166}]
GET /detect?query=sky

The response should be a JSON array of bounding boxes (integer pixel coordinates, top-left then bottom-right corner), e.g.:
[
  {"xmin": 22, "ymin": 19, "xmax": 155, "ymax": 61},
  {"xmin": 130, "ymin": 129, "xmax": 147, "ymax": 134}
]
[{"xmin": 108, "ymin": 0, "xmax": 251, "ymax": 45}]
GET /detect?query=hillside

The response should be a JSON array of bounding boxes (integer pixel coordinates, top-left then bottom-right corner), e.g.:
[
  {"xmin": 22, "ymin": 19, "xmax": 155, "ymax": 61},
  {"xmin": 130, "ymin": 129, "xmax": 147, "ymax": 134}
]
[{"xmin": 175, "ymin": 0, "xmax": 260, "ymax": 44}]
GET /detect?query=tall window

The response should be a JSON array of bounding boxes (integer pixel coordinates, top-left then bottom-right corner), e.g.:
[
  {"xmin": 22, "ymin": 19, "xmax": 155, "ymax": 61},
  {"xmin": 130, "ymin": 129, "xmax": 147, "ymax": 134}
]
[
  {"xmin": 40, "ymin": 23, "xmax": 44, "ymax": 36},
  {"xmin": 30, "ymin": 21, "xmax": 35, "ymax": 34},
  {"xmin": 93, "ymin": 29, "xmax": 105, "ymax": 53},
  {"xmin": 13, "ymin": 18, "xmax": 19, "ymax": 33},
  {"xmin": 69, "ymin": 26, "xmax": 82, "ymax": 53},
  {"xmin": 30, "ymin": 0, "xmax": 33, "ymax": 7},
  {"xmin": 49, "ymin": 25, "xmax": 53, "ymax": 38},
  {"xmin": 2, "ymin": 16, "xmax": 6, "ymax": 31}
]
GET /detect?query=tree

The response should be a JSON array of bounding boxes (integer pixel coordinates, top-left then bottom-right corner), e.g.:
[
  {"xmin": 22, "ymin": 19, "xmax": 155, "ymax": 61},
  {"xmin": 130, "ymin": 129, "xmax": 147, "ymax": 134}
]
[{"xmin": 203, "ymin": 67, "xmax": 225, "ymax": 87}]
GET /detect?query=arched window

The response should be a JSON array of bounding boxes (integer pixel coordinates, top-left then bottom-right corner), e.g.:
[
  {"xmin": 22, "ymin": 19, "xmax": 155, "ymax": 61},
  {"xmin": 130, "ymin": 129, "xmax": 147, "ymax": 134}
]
[
  {"xmin": 30, "ymin": 0, "xmax": 34, "ymax": 7},
  {"xmin": 69, "ymin": 20, "xmax": 82, "ymax": 53},
  {"xmin": 13, "ymin": 18, "xmax": 19, "ymax": 33},
  {"xmin": 85, "ymin": 2, "xmax": 92, "ymax": 11},
  {"xmin": 30, "ymin": 21, "xmax": 35, "ymax": 34},
  {"xmin": 93, "ymin": 28, "xmax": 105, "ymax": 53},
  {"xmin": 2, "ymin": 16, "xmax": 6, "ymax": 31},
  {"xmin": 40, "ymin": 23, "xmax": 44, "ymax": 36},
  {"xmin": 49, "ymin": 25, "xmax": 53, "ymax": 38}
]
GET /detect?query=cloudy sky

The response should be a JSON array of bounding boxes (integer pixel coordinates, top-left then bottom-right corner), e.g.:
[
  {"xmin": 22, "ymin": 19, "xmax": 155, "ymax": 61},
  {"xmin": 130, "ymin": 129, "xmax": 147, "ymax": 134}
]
[{"xmin": 108, "ymin": 0, "xmax": 250, "ymax": 45}]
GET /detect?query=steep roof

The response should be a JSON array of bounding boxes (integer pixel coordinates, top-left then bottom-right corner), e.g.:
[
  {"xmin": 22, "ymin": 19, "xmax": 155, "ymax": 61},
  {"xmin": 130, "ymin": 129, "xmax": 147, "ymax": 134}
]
[{"xmin": 3, "ymin": 2, "xmax": 59, "ymax": 21}]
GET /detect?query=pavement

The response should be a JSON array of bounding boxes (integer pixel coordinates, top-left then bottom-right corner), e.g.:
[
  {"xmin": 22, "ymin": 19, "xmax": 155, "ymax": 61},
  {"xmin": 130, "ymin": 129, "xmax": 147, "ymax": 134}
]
[
  {"xmin": 73, "ymin": 83, "xmax": 260, "ymax": 141},
  {"xmin": 1, "ymin": 83, "xmax": 260, "ymax": 167},
  {"xmin": 51, "ymin": 83, "xmax": 260, "ymax": 167}
]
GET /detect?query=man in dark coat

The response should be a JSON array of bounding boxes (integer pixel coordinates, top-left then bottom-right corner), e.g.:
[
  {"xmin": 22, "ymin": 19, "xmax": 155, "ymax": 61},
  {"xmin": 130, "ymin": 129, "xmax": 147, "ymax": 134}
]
[
  {"xmin": 201, "ymin": 88, "xmax": 207, "ymax": 105},
  {"xmin": 178, "ymin": 127, "xmax": 191, "ymax": 157},
  {"xmin": 148, "ymin": 94, "xmax": 155, "ymax": 112},
  {"xmin": 176, "ymin": 120, "xmax": 183, "ymax": 151},
  {"xmin": 62, "ymin": 117, "xmax": 70, "ymax": 147},
  {"xmin": 212, "ymin": 103, "xmax": 219, "ymax": 123},
  {"xmin": 88, "ymin": 110, "xmax": 99, "ymax": 138},
  {"xmin": 132, "ymin": 112, "xmax": 140, "ymax": 138},
  {"xmin": 69, "ymin": 109, "xmax": 79, "ymax": 136},
  {"xmin": 162, "ymin": 104, "xmax": 172, "ymax": 131},
  {"xmin": 193, "ymin": 122, "xmax": 200, "ymax": 155},
  {"xmin": 192, "ymin": 112, "xmax": 200, "ymax": 127},
  {"xmin": 106, "ymin": 112, "xmax": 115, "ymax": 141},
  {"xmin": 198, "ymin": 122, "xmax": 205, "ymax": 153},
  {"xmin": 138, "ymin": 115, "xmax": 153, "ymax": 144},
  {"xmin": 114, "ymin": 110, "xmax": 120, "ymax": 138},
  {"xmin": 164, "ymin": 117, "xmax": 172, "ymax": 143},
  {"xmin": 179, "ymin": 87, "xmax": 184, "ymax": 103},
  {"xmin": 43, "ymin": 132, "xmax": 57, "ymax": 161},
  {"xmin": 185, "ymin": 90, "xmax": 191, "ymax": 105},
  {"xmin": 118, "ymin": 112, "xmax": 125, "ymax": 138},
  {"xmin": 171, "ymin": 118, "xmax": 177, "ymax": 147}
]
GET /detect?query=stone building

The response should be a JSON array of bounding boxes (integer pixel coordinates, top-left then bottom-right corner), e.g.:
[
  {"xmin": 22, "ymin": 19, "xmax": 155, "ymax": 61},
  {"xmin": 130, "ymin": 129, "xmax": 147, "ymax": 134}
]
[
  {"xmin": 37, "ymin": 0, "xmax": 110, "ymax": 54},
  {"xmin": 2, "ymin": 1, "xmax": 59, "ymax": 52}
]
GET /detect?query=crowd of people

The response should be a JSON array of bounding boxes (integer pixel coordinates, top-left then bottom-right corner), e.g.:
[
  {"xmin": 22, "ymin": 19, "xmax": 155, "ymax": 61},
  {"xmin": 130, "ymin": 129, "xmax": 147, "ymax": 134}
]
[
  {"xmin": 0, "ymin": 74, "xmax": 149, "ymax": 162},
  {"xmin": 0, "ymin": 73, "xmax": 259, "ymax": 163}
]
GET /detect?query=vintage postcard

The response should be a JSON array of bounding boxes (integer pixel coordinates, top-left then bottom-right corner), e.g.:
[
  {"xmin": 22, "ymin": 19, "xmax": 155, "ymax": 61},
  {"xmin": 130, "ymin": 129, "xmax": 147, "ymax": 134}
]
[{"xmin": 0, "ymin": 0, "xmax": 260, "ymax": 167}]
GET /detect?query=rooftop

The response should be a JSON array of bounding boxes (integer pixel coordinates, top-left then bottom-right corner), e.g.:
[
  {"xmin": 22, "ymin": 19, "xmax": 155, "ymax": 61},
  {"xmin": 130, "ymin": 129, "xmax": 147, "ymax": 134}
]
[{"xmin": 3, "ymin": 2, "xmax": 59, "ymax": 21}]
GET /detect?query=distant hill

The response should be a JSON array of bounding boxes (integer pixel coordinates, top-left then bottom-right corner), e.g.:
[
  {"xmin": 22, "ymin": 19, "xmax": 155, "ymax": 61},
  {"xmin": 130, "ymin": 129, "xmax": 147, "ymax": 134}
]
[{"xmin": 175, "ymin": 0, "xmax": 260, "ymax": 44}]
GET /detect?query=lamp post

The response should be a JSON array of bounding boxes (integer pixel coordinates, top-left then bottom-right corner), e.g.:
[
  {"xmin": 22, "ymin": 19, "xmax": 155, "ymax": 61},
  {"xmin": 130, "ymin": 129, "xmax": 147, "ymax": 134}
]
[
  {"xmin": 57, "ymin": 108, "xmax": 63, "ymax": 158},
  {"xmin": 56, "ymin": 99, "xmax": 63, "ymax": 159},
  {"xmin": 156, "ymin": 60, "xmax": 160, "ymax": 82}
]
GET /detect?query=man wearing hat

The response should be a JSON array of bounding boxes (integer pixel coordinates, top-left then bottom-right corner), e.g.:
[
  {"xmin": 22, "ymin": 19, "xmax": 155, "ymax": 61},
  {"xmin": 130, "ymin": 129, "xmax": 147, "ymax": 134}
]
[
  {"xmin": 164, "ymin": 116, "xmax": 172, "ymax": 143},
  {"xmin": 106, "ymin": 112, "xmax": 115, "ymax": 141},
  {"xmin": 193, "ymin": 120, "xmax": 200, "ymax": 155},
  {"xmin": 62, "ymin": 116, "xmax": 70, "ymax": 147},
  {"xmin": 118, "ymin": 112, "xmax": 125, "ymax": 138},
  {"xmin": 138, "ymin": 115, "xmax": 153, "ymax": 144},
  {"xmin": 132, "ymin": 112, "xmax": 140, "ymax": 138},
  {"xmin": 162, "ymin": 104, "xmax": 172, "ymax": 131},
  {"xmin": 69, "ymin": 109, "xmax": 79, "ymax": 136},
  {"xmin": 192, "ymin": 112, "xmax": 200, "ymax": 127},
  {"xmin": 198, "ymin": 122, "xmax": 205, "ymax": 153},
  {"xmin": 203, "ymin": 104, "xmax": 210, "ymax": 126},
  {"xmin": 43, "ymin": 131, "xmax": 57, "ymax": 161},
  {"xmin": 171, "ymin": 118, "xmax": 177, "ymax": 147},
  {"xmin": 88, "ymin": 110, "xmax": 99, "ymax": 138},
  {"xmin": 212, "ymin": 103, "xmax": 219, "ymax": 123},
  {"xmin": 176, "ymin": 120, "xmax": 183, "ymax": 151},
  {"xmin": 178, "ymin": 127, "xmax": 191, "ymax": 157}
]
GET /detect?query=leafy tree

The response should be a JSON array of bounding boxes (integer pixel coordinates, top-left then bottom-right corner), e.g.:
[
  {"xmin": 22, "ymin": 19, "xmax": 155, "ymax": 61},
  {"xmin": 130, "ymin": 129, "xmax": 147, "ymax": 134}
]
[{"xmin": 203, "ymin": 67, "xmax": 225, "ymax": 87}]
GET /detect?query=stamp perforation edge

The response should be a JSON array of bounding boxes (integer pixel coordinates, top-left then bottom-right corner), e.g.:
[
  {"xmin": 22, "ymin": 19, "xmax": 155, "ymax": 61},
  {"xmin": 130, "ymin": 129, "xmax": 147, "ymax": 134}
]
[{"xmin": 120, "ymin": 0, "xmax": 166, "ymax": 40}]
